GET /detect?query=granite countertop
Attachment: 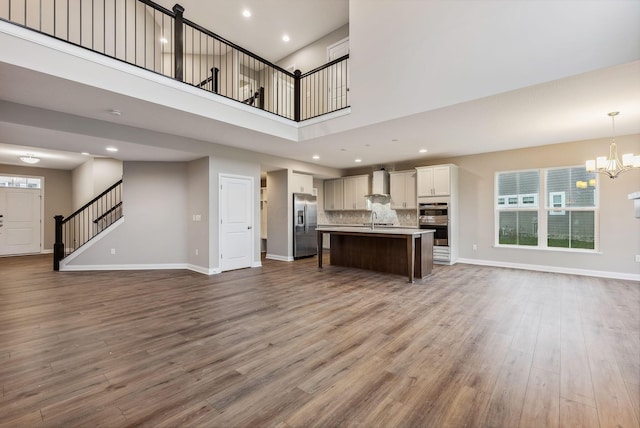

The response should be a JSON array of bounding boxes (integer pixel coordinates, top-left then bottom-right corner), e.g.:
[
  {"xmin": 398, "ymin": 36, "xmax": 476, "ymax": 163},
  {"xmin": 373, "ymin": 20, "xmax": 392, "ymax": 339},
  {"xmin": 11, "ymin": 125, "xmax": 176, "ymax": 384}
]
[{"xmin": 316, "ymin": 226, "xmax": 434, "ymax": 235}]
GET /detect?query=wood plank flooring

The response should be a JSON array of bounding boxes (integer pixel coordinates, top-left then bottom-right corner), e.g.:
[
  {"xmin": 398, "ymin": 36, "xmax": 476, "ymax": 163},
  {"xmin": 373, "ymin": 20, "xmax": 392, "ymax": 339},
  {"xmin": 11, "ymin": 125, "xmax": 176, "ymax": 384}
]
[{"xmin": 0, "ymin": 254, "xmax": 638, "ymax": 427}]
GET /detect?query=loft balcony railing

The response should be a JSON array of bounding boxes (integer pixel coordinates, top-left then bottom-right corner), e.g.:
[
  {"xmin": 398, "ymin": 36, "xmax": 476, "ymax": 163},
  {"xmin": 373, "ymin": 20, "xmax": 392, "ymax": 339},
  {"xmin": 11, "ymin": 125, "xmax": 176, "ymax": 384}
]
[{"xmin": 0, "ymin": 0, "xmax": 349, "ymax": 121}]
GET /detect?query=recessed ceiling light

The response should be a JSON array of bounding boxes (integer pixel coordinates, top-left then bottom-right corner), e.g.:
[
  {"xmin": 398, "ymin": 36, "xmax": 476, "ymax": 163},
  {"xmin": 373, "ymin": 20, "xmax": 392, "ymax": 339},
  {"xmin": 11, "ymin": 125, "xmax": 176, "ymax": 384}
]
[
  {"xmin": 419, "ymin": 149, "xmax": 428, "ymax": 153},
  {"xmin": 160, "ymin": 37, "xmax": 168, "ymax": 44},
  {"xmin": 312, "ymin": 155, "xmax": 320, "ymax": 160},
  {"xmin": 391, "ymin": 139, "xmax": 399, "ymax": 142},
  {"xmin": 81, "ymin": 152, "xmax": 90, "ymax": 156},
  {"xmin": 242, "ymin": 9, "xmax": 251, "ymax": 18},
  {"xmin": 282, "ymin": 34, "xmax": 290, "ymax": 42},
  {"xmin": 109, "ymin": 109, "xmax": 122, "ymax": 116},
  {"xmin": 106, "ymin": 147, "xmax": 118, "ymax": 152},
  {"xmin": 355, "ymin": 158, "xmax": 362, "ymax": 163}
]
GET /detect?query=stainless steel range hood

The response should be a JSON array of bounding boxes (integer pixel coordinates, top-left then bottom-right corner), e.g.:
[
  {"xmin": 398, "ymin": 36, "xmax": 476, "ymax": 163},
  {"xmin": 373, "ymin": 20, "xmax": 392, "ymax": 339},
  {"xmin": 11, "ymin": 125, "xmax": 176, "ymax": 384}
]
[{"xmin": 366, "ymin": 170, "xmax": 389, "ymax": 197}]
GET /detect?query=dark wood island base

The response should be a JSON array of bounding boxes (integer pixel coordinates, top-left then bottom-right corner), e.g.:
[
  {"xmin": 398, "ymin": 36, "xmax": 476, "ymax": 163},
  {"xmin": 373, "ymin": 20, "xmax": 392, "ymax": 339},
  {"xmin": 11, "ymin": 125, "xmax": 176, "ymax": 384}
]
[{"xmin": 317, "ymin": 227, "xmax": 435, "ymax": 283}]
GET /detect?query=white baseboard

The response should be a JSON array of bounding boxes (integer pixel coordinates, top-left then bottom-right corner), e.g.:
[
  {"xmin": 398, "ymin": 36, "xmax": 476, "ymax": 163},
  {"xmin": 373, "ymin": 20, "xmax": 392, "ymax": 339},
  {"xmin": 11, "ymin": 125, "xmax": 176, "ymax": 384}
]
[
  {"xmin": 41, "ymin": 249, "xmax": 53, "ymax": 254},
  {"xmin": 187, "ymin": 264, "xmax": 221, "ymax": 275},
  {"xmin": 456, "ymin": 258, "xmax": 640, "ymax": 281},
  {"xmin": 60, "ymin": 262, "xmax": 222, "ymax": 275},
  {"xmin": 265, "ymin": 254, "xmax": 294, "ymax": 262}
]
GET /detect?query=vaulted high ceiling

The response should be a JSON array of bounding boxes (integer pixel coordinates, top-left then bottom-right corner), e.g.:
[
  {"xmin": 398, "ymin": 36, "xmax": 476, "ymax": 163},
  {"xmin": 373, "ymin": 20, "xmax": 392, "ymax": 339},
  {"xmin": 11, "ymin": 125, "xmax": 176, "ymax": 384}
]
[{"xmin": 0, "ymin": 1, "xmax": 639, "ymax": 171}]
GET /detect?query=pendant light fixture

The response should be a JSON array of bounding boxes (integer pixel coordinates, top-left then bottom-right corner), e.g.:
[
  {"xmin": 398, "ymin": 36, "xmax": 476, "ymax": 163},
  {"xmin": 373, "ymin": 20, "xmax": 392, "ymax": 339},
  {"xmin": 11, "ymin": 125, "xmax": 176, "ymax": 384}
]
[{"xmin": 585, "ymin": 112, "xmax": 640, "ymax": 179}]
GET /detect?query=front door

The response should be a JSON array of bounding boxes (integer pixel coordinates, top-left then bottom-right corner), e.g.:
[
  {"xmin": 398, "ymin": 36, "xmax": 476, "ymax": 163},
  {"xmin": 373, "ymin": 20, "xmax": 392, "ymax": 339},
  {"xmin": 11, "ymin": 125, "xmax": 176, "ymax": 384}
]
[
  {"xmin": 0, "ymin": 187, "xmax": 42, "ymax": 255},
  {"xmin": 219, "ymin": 174, "xmax": 254, "ymax": 271}
]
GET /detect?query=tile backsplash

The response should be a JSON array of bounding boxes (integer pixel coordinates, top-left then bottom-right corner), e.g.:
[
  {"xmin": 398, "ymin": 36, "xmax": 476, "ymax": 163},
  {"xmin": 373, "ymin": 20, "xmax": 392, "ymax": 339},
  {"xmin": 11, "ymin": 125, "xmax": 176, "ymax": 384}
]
[{"xmin": 320, "ymin": 195, "xmax": 418, "ymax": 227}]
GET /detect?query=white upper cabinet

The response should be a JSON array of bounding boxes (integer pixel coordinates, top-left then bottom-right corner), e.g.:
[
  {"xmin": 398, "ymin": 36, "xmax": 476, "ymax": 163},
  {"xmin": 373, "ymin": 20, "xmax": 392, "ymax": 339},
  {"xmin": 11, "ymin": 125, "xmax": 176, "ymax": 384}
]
[
  {"xmin": 343, "ymin": 175, "xmax": 370, "ymax": 210},
  {"xmin": 389, "ymin": 170, "xmax": 417, "ymax": 209},
  {"xmin": 324, "ymin": 178, "xmax": 344, "ymax": 211},
  {"xmin": 291, "ymin": 172, "xmax": 313, "ymax": 194},
  {"xmin": 416, "ymin": 165, "xmax": 451, "ymax": 197}
]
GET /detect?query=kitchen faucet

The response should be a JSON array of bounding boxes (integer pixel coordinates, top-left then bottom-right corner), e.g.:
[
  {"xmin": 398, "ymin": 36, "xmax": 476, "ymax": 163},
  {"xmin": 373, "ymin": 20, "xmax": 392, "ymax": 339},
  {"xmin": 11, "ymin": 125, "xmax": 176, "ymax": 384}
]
[{"xmin": 371, "ymin": 211, "xmax": 377, "ymax": 230}]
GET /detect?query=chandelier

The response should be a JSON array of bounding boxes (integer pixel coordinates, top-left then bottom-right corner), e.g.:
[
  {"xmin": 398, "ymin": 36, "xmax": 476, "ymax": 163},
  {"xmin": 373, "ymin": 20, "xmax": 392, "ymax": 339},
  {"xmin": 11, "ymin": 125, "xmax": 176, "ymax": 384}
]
[{"xmin": 585, "ymin": 112, "xmax": 640, "ymax": 179}]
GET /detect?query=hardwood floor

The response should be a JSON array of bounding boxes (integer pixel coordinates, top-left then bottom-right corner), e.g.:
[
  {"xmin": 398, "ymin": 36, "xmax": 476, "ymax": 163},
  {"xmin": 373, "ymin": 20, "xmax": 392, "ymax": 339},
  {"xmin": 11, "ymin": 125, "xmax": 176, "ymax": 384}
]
[{"xmin": 0, "ymin": 254, "xmax": 638, "ymax": 427}]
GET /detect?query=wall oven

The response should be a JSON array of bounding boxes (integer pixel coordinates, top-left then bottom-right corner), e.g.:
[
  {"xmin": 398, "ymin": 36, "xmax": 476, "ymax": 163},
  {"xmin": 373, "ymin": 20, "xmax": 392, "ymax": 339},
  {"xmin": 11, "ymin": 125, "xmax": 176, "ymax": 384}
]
[{"xmin": 419, "ymin": 201, "xmax": 449, "ymax": 246}]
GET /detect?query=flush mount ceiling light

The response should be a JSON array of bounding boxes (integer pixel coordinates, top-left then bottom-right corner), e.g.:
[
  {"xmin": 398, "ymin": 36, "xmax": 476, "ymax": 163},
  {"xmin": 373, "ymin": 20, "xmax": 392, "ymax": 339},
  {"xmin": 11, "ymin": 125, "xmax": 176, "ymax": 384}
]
[
  {"xmin": 20, "ymin": 154, "xmax": 40, "ymax": 164},
  {"xmin": 585, "ymin": 112, "xmax": 640, "ymax": 179}
]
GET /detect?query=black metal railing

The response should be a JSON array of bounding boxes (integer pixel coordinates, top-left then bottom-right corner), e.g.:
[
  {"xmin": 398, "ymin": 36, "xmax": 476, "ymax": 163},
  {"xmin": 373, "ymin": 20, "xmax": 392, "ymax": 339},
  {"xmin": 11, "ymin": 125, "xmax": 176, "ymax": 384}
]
[
  {"xmin": 0, "ymin": 0, "xmax": 349, "ymax": 121},
  {"xmin": 300, "ymin": 54, "xmax": 349, "ymax": 121},
  {"xmin": 53, "ymin": 180, "xmax": 123, "ymax": 270}
]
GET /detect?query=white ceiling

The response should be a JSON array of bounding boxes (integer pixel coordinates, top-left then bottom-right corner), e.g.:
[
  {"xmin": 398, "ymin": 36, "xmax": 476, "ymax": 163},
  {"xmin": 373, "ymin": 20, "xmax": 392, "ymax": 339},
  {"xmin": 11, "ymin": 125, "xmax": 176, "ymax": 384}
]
[
  {"xmin": 152, "ymin": 0, "xmax": 349, "ymax": 63},
  {"xmin": 0, "ymin": 1, "xmax": 639, "ymax": 172}
]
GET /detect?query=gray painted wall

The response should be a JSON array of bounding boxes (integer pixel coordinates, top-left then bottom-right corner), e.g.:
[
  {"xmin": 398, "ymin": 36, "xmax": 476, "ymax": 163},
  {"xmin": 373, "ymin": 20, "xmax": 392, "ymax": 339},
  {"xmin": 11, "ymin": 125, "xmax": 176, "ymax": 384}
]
[
  {"xmin": 72, "ymin": 158, "xmax": 123, "ymax": 209},
  {"xmin": 266, "ymin": 169, "xmax": 289, "ymax": 260},
  {"xmin": 66, "ymin": 161, "xmax": 188, "ymax": 266},
  {"xmin": 277, "ymin": 24, "xmax": 349, "ymax": 73},
  {"xmin": 187, "ymin": 157, "xmax": 210, "ymax": 269}
]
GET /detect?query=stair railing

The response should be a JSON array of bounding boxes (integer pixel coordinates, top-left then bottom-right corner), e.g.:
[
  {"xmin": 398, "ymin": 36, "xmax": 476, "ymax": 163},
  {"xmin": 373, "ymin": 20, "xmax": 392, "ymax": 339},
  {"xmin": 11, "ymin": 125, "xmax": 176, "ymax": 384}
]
[{"xmin": 54, "ymin": 180, "xmax": 123, "ymax": 271}]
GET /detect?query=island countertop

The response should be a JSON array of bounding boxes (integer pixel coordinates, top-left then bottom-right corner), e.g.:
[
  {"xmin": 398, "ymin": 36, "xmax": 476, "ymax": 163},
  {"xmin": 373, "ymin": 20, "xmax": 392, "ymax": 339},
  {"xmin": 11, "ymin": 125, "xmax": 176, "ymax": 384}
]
[
  {"xmin": 317, "ymin": 227, "xmax": 435, "ymax": 282},
  {"xmin": 316, "ymin": 226, "xmax": 434, "ymax": 236}
]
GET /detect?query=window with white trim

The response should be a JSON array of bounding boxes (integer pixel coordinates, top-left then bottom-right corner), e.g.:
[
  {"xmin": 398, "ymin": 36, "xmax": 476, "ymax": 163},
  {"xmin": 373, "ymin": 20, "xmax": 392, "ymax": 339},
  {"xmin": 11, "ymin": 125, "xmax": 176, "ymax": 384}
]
[
  {"xmin": 496, "ymin": 170, "xmax": 539, "ymax": 246},
  {"xmin": 495, "ymin": 166, "xmax": 598, "ymax": 251}
]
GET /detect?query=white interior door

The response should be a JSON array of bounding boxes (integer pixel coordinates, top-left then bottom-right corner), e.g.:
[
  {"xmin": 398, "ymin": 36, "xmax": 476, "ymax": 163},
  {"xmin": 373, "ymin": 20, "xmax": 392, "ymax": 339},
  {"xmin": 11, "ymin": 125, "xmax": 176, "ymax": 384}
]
[
  {"xmin": 0, "ymin": 187, "xmax": 42, "ymax": 255},
  {"xmin": 220, "ymin": 174, "xmax": 254, "ymax": 271},
  {"xmin": 327, "ymin": 37, "xmax": 349, "ymax": 111}
]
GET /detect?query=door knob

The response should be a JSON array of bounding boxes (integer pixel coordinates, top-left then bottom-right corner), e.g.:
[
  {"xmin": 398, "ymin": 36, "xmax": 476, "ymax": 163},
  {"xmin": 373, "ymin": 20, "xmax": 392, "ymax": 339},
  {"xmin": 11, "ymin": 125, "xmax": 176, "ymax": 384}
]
[{"xmin": 247, "ymin": 226, "xmax": 252, "ymax": 229}]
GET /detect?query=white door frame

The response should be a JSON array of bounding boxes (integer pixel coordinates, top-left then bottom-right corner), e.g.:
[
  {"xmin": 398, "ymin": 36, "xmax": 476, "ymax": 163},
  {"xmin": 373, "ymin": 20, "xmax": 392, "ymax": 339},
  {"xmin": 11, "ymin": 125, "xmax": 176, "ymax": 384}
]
[
  {"xmin": 0, "ymin": 173, "xmax": 44, "ymax": 255},
  {"xmin": 218, "ymin": 173, "xmax": 255, "ymax": 271}
]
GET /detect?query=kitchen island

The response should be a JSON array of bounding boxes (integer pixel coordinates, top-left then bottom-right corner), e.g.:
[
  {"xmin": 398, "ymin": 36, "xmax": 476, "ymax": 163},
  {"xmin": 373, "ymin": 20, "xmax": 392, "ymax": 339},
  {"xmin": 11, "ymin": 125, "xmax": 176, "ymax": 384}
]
[{"xmin": 317, "ymin": 227, "xmax": 435, "ymax": 283}]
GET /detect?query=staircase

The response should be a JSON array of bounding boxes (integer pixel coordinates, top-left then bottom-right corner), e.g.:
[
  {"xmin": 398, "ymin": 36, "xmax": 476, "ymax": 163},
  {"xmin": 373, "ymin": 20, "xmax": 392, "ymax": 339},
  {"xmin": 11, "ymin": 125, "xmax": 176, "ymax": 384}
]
[{"xmin": 53, "ymin": 180, "xmax": 123, "ymax": 270}]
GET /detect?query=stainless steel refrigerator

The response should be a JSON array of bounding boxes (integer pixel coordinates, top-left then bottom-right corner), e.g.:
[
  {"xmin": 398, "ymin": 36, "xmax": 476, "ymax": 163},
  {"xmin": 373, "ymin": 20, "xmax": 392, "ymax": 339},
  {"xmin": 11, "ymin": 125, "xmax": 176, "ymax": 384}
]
[{"xmin": 293, "ymin": 193, "xmax": 318, "ymax": 259}]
